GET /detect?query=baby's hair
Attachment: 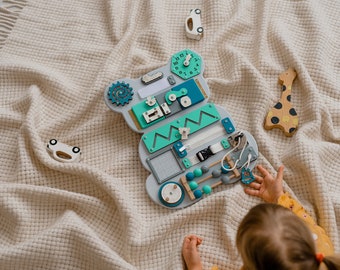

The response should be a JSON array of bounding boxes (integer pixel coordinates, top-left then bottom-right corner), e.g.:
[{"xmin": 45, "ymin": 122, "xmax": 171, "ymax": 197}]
[{"xmin": 236, "ymin": 203, "xmax": 340, "ymax": 270}]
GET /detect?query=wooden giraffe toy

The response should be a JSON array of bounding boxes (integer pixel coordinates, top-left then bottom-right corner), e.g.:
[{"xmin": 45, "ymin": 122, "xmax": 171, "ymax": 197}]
[{"xmin": 264, "ymin": 68, "xmax": 298, "ymax": 137}]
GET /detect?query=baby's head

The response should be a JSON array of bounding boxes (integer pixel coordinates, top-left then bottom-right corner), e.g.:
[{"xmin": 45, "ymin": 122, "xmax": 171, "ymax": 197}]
[{"xmin": 236, "ymin": 203, "xmax": 318, "ymax": 270}]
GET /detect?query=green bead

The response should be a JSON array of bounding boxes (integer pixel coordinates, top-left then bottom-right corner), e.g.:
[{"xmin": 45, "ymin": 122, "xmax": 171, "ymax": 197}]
[
  {"xmin": 202, "ymin": 185, "xmax": 212, "ymax": 194},
  {"xmin": 189, "ymin": 181, "xmax": 198, "ymax": 190},
  {"xmin": 193, "ymin": 168, "xmax": 203, "ymax": 177}
]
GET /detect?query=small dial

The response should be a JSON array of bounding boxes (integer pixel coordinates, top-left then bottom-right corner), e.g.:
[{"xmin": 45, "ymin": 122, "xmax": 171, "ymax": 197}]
[
  {"xmin": 170, "ymin": 49, "xmax": 202, "ymax": 80},
  {"xmin": 158, "ymin": 182, "xmax": 185, "ymax": 207}
]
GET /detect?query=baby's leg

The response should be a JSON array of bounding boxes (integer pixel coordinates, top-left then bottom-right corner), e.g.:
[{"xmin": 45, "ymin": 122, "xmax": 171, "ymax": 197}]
[{"xmin": 182, "ymin": 235, "xmax": 203, "ymax": 270}]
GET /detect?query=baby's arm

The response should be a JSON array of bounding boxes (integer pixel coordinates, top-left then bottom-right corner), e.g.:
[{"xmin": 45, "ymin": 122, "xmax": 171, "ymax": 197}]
[
  {"xmin": 244, "ymin": 165, "xmax": 334, "ymax": 255},
  {"xmin": 277, "ymin": 193, "xmax": 334, "ymax": 255}
]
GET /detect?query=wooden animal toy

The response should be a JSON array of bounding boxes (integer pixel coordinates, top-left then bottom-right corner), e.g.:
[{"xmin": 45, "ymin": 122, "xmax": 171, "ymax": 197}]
[
  {"xmin": 264, "ymin": 68, "xmax": 298, "ymax": 137},
  {"xmin": 46, "ymin": 139, "xmax": 81, "ymax": 163},
  {"xmin": 185, "ymin": 9, "xmax": 203, "ymax": 40}
]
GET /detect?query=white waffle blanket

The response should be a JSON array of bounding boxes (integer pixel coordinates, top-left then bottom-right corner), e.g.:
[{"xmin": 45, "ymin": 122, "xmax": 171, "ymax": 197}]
[{"xmin": 0, "ymin": 1, "xmax": 339, "ymax": 269}]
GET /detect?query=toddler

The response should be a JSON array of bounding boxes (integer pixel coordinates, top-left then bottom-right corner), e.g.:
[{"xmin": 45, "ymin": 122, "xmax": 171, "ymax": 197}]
[{"xmin": 182, "ymin": 165, "xmax": 340, "ymax": 270}]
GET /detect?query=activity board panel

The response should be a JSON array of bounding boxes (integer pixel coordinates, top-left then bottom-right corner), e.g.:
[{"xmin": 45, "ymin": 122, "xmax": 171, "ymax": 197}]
[
  {"xmin": 104, "ymin": 49, "xmax": 259, "ymax": 209},
  {"xmin": 140, "ymin": 105, "xmax": 258, "ymax": 209},
  {"xmin": 104, "ymin": 49, "xmax": 209, "ymax": 133}
]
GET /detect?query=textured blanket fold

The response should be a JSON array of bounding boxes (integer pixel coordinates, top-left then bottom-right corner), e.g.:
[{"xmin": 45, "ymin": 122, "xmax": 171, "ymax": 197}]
[{"xmin": 0, "ymin": 1, "xmax": 339, "ymax": 269}]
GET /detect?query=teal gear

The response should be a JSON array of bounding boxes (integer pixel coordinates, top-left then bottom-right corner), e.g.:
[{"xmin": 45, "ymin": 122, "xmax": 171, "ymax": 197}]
[{"xmin": 107, "ymin": 81, "xmax": 134, "ymax": 106}]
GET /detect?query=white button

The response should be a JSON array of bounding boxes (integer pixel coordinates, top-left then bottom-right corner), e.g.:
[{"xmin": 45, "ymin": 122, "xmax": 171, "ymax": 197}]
[{"xmin": 180, "ymin": 96, "xmax": 192, "ymax": 107}]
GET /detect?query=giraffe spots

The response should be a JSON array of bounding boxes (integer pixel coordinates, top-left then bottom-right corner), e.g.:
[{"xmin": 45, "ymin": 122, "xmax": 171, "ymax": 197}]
[
  {"xmin": 271, "ymin": 116, "xmax": 279, "ymax": 124},
  {"xmin": 287, "ymin": 95, "xmax": 291, "ymax": 102},
  {"xmin": 282, "ymin": 85, "xmax": 286, "ymax": 91},
  {"xmin": 274, "ymin": 102, "xmax": 282, "ymax": 109},
  {"xmin": 289, "ymin": 127, "xmax": 296, "ymax": 133},
  {"xmin": 289, "ymin": 108, "xmax": 297, "ymax": 116}
]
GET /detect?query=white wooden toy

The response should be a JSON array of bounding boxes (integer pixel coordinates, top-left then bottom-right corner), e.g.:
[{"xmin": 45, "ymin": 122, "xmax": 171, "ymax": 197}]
[
  {"xmin": 185, "ymin": 9, "xmax": 203, "ymax": 40},
  {"xmin": 46, "ymin": 139, "xmax": 81, "ymax": 163},
  {"xmin": 104, "ymin": 49, "xmax": 258, "ymax": 209}
]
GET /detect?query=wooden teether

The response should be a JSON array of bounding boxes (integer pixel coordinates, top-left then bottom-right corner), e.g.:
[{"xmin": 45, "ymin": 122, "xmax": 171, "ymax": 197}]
[{"xmin": 264, "ymin": 68, "xmax": 298, "ymax": 137}]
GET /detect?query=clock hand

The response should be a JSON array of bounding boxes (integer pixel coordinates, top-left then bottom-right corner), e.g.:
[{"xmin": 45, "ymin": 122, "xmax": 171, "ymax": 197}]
[{"xmin": 183, "ymin": 54, "xmax": 192, "ymax": 67}]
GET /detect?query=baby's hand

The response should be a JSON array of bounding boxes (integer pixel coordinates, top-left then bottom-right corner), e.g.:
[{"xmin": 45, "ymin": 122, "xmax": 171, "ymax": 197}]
[
  {"xmin": 182, "ymin": 235, "xmax": 203, "ymax": 270},
  {"xmin": 244, "ymin": 165, "xmax": 284, "ymax": 203}
]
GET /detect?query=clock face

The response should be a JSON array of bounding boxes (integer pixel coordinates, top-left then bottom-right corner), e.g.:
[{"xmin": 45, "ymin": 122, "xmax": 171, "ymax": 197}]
[{"xmin": 170, "ymin": 49, "xmax": 202, "ymax": 80}]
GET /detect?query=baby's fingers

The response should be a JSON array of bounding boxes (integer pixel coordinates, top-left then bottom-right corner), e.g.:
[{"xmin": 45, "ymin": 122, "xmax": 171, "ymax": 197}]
[
  {"xmin": 256, "ymin": 165, "xmax": 270, "ymax": 177},
  {"xmin": 185, "ymin": 235, "xmax": 203, "ymax": 246},
  {"xmin": 276, "ymin": 165, "xmax": 284, "ymax": 181},
  {"xmin": 248, "ymin": 181, "xmax": 261, "ymax": 190},
  {"xmin": 252, "ymin": 174, "xmax": 264, "ymax": 184},
  {"xmin": 244, "ymin": 187, "xmax": 261, "ymax": 197}
]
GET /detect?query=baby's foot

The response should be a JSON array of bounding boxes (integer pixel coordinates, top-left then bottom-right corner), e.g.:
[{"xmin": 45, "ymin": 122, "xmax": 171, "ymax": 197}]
[{"xmin": 182, "ymin": 235, "xmax": 203, "ymax": 270}]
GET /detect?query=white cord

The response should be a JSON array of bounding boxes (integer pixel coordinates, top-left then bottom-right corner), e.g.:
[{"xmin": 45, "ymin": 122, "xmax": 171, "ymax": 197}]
[
  {"xmin": 240, "ymin": 153, "xmax": 252, "ymax": 169},
  {"xmin": 220, "ymin": 132, "xmax": 247, "ymax": 171}
]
